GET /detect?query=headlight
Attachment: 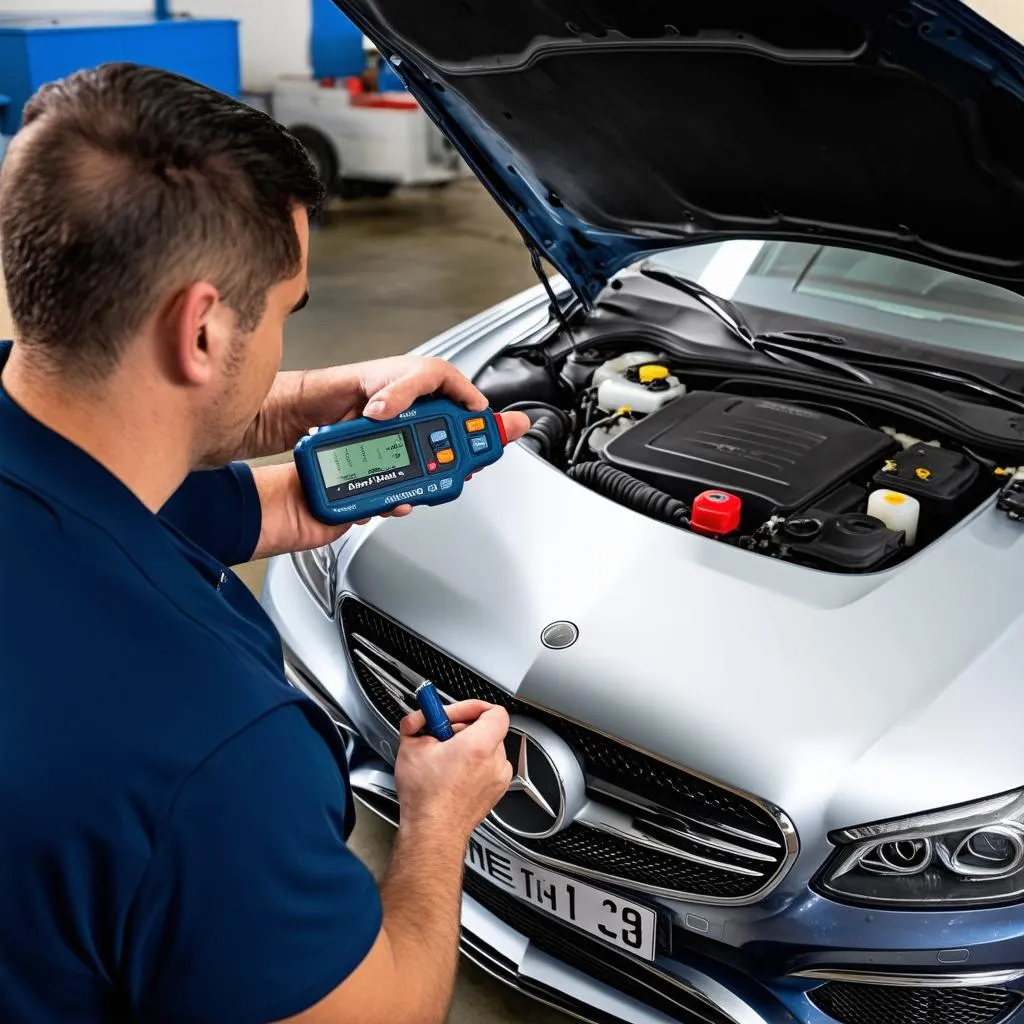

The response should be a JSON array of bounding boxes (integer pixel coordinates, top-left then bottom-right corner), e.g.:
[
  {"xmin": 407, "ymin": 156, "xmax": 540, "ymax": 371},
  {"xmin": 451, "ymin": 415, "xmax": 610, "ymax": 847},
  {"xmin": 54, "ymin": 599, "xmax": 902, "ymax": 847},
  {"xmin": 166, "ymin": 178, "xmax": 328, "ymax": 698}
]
[
  {"xmin": 817, "ymin": 789, "xmax": 1024, "ymax": 908},
  {"xmin": 290, "ymin": 543, "xmax": 337, "ymax": 614}
]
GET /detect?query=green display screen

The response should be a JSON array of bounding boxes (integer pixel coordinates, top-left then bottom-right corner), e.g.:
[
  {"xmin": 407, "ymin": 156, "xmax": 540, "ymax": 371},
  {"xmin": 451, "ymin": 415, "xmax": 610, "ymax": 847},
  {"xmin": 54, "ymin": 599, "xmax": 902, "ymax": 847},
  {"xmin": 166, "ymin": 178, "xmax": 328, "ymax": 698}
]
[{"xmin": 316, "ymin": 431, "xmax": 412, "ymax": 489}]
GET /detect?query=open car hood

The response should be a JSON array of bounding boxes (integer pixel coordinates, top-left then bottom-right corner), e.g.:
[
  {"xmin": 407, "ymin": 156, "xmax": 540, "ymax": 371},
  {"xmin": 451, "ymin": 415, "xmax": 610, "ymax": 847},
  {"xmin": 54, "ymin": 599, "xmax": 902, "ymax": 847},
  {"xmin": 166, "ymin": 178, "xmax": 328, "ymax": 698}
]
[{"xmin": 330, "ymin": 0, "xmax": 1024, "ymax": 306}]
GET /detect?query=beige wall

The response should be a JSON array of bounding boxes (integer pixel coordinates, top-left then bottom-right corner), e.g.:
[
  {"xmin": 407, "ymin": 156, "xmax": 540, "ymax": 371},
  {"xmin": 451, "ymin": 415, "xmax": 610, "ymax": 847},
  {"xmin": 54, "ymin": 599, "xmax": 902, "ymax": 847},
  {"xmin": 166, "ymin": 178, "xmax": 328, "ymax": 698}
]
[{"xmin": 970, "ymin": 0, "xmax": 1024, "ymax": 39}]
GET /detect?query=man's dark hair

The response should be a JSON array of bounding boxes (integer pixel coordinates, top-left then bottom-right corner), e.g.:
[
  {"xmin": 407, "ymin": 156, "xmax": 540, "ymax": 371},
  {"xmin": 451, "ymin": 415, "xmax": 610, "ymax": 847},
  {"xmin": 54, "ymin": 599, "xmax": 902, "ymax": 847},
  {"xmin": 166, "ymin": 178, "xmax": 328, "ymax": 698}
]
[{"xmin": 0, "ymin": 62, "xmax": 325, "ymax": 376}]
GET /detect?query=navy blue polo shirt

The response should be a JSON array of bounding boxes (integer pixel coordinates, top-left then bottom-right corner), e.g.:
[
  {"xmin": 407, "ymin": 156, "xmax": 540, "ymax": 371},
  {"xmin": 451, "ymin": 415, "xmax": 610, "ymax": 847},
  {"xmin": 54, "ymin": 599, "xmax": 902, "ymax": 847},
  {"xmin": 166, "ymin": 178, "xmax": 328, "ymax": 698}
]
[{"xmin": 0, "ymin": 341, "xmax": 382, "ymax": 1022}]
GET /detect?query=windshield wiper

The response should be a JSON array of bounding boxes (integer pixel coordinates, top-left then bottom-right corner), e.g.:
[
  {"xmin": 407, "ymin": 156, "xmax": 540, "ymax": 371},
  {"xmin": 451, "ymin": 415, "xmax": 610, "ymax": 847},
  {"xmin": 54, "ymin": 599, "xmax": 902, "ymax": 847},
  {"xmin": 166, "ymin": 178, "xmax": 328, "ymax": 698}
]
[
  {"xmin": 639, "ymin": 266, "xmax": 878, "ymax": 382},
  {"xmin": 636, "ymin": 266, "xmax": 1024, "ymax": 407},
  {"xmin": 638, "ymin": 264, "xmax": 759, "ymax": 349},
  {"xmin": 758, "ymin": 332, "xmax": 1024, "ymax": 413},
  {"xmin": 750, "ymin": 336, "xmax": 876, "ymax": 385}
]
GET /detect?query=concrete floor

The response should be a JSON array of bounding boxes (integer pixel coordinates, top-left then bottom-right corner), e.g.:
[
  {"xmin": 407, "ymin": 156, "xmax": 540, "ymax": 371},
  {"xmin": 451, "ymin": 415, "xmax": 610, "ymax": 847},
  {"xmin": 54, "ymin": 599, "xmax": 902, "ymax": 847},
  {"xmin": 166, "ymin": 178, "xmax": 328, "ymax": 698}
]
[{"xmin": 235, "ymin": 181, "xmax": 572, "ymax": 1023}]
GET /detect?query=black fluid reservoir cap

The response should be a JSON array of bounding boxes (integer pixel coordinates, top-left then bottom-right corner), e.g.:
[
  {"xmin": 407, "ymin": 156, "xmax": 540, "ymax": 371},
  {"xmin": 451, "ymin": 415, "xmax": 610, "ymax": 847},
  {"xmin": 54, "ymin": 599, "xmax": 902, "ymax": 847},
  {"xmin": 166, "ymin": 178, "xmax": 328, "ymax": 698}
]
[{"xmin": 783, "ymin": 517, "xmax": 823, "ymax": 540}]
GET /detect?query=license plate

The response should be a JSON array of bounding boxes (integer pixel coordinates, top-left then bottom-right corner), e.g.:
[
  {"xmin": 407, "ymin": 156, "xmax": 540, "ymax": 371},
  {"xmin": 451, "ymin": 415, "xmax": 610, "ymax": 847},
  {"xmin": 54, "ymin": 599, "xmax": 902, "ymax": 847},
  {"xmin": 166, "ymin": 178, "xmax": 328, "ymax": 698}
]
[{"xmin": 465, "ymin": 833, "xmax": 658, "ymax": 961}]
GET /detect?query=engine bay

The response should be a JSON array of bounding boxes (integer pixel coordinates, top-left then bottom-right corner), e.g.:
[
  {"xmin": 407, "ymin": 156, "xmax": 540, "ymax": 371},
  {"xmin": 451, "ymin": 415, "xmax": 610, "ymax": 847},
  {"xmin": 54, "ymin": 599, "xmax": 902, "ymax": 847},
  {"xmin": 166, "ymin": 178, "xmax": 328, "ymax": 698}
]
[{"xmin": 476, "ymin": 336, "xmax": 1024, "ymax": 574}]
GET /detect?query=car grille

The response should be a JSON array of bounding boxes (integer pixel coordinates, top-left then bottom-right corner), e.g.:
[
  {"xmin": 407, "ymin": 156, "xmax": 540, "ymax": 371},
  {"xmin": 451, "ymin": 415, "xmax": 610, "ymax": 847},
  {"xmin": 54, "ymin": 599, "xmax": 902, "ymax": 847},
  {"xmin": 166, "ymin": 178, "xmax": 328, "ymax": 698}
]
[
  {"xmin": 340, "ymin": 597, "xmax": 790, "ymax": 901},
  {"xmin": 516, "ymin": 824, "xmax": 767, "ymax": 901},
  {"xmin": 808, "ymin": 981, "xmax": 1022, "ymax": 1024},
  {"xmin": 463, "ymin": 872, "xmax": 735, "ymax": 1024}
]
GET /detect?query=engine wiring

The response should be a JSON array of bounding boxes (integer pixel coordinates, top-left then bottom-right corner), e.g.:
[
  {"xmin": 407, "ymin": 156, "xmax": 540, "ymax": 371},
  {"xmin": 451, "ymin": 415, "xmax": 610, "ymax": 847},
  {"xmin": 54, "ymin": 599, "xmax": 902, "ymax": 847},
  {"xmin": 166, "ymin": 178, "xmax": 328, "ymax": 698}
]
[{"xmin": 569, "ymin": 406, "xmax": 632, "ymax": 464}]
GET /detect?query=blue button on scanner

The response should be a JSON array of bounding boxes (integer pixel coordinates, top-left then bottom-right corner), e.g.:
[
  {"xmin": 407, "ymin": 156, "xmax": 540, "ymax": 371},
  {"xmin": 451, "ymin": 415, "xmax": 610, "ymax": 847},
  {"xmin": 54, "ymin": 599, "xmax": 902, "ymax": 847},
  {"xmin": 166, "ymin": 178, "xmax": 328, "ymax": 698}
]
[
  {"xmin": 469, "ymin": 436, "xmax": 489, "ymax": 454},
  {"xmin": 429, "ymin": 429, "xmax": 448, "ymax": 448}
]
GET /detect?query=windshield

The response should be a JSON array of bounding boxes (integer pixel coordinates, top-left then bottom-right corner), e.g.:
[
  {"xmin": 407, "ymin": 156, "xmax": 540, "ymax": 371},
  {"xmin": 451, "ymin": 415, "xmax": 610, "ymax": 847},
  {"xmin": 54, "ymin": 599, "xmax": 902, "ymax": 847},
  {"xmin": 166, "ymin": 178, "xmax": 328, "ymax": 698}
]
[{"xmin": 648, "ymin": 240, "xmax": 1024, "ymax": 366}]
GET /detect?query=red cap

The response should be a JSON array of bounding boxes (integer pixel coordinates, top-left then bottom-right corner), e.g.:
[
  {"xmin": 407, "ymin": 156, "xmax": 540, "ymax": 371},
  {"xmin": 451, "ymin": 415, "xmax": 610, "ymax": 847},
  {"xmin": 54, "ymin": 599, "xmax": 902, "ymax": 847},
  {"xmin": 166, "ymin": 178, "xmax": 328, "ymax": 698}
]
[
  {"xmin": 690, "ymin": 490, "xmax": 742, "ymax": 537},
  {"xmin": 494, "ymin": 412, "xmax": 509, "ymax": 446}
]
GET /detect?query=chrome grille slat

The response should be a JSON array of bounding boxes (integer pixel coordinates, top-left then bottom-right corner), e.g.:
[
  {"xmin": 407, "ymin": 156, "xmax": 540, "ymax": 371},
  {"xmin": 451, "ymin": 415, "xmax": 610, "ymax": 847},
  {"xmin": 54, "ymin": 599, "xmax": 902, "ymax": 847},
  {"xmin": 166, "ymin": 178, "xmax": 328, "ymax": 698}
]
[
  {"xmin": 577, "ymin": 819, "xmax": 765, "ymax": 878},
  {"xmin": 632, "ymin": 816, "xmax": 780, "ymax": 864},
  {"xmin": 341, "ymin": 597, "xmax": 793, "ymax": 902},
  {"xmin": 587, "ymin": 779, "xmax": 784, "ymax": 850}
]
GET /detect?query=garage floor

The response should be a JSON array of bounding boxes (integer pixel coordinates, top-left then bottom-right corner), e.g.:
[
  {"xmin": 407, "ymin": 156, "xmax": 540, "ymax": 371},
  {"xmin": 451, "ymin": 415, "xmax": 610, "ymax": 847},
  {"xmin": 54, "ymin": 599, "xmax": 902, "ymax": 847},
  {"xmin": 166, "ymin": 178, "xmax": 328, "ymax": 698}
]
[{"xmin": 233, "ymin": 180, "xmax": 572, "ymax": 1023}]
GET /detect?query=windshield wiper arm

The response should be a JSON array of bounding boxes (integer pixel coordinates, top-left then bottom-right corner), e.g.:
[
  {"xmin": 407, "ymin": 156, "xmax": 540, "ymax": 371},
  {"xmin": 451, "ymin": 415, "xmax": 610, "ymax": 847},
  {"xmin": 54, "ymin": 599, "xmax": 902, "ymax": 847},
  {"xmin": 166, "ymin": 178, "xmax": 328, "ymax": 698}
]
[
  {"xmin": 751, "ymin": 337, "xmax": 876, "ymax": 385},
  {"xmin": 843, "ymin": 358, "xmax": 1024, "ymax": 413},
  {"xmin": 638, "ymin": 264, "xmax": 760, "ymax": 350},
  {"xmin": 758, "ymin": 329, "xmax": 847, "ymax": 347},
  {"xmin": 638, "ymin": 267, "xmax": 877, "ymax": 382},
  {"xmin": 756, "ymin": 331, "xmax": 1024, "ymax": 413},
  {"xmin": 634, "ymin": 269, "xmax": 1022, "ymax": 401}
]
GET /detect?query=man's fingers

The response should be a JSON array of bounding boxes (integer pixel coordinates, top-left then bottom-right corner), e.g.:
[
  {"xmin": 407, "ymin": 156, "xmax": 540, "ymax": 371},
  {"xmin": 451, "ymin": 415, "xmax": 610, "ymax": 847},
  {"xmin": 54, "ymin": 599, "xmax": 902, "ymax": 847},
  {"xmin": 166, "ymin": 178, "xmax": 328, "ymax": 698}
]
[
  {"xmin": 398, "ymin": 699, "xmax": 496, "ymax": 737},
  {"xmin": 363, "ymin": 359, "xmax": 487, "ymax": 420},
  {"xmin": 443, "ymin": 699, "xmax": 500, "ymax": 724},
  {"xmin": 377, "ymin": 505, "xmax": 412, "ymax": 519},
  {"xmin": 436, "ymin": 362, "xmax": 488, "ymax": 412},
  {"xmin": 399, "ymin": 710, "xmax": 426, "ymax": 736},
  {"xmin": 456, "ymin": 704, "xmax": 511, "ymax": 747},
  {"xmin": 497, "ymin": 410, "xmax": 530, "ymax": 443}
]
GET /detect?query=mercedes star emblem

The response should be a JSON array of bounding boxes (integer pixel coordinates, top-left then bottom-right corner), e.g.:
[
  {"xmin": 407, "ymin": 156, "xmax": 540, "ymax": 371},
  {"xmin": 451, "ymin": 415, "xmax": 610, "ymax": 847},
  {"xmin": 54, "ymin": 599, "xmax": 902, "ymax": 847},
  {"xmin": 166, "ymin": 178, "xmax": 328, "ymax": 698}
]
[
  {"xmin": 490, "ymin": 716, "xmax": 586, "ymax": 839},
  {"xmin": 508, "ymin": 732, "xmax": 556, "ymax": 818}
]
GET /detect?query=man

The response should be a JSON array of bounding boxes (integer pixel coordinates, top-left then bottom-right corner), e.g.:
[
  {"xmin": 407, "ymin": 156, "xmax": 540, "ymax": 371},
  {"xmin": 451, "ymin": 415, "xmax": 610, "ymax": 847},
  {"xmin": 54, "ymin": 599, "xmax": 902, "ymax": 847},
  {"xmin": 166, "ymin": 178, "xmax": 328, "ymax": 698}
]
[{"xmin": 0, "ymin": 63, "xmax": 530, "ymax": 1023}]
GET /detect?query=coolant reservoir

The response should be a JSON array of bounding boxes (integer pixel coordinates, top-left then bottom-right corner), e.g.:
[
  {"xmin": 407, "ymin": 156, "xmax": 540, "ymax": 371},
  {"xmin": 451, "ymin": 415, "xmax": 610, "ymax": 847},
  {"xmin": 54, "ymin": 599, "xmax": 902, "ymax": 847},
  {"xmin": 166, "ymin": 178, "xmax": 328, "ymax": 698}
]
[
  {"xmin": 867, "ymin": 488, "xmax": 920, "ymax": 545},
  {"xmin": 592, "ymin": 351, "xmax": 661, "ymax": 387},
  {"xmin": 595, "ymin": 360, "xmax": 685, "ymax": 415},
  {"xmin": 587, "ymin": 417, "xmax": 634, "ymax": 453}
]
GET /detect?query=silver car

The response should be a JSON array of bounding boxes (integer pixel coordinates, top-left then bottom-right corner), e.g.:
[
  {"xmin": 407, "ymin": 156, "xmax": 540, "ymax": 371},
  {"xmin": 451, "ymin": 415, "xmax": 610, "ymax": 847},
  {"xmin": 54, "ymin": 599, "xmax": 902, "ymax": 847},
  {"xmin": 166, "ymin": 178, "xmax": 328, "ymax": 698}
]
[{"xmin": 263, "ymin": 2, "xmax": 1024, "ymax": 1022}]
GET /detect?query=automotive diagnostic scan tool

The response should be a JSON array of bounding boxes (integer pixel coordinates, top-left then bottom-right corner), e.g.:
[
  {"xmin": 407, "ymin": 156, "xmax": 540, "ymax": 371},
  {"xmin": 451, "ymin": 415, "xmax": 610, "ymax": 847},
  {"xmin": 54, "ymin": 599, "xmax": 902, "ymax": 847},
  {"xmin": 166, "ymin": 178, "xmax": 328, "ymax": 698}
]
[{"xmin": 294, "ymin": 397, "xmax": 509, "ymax": 525}]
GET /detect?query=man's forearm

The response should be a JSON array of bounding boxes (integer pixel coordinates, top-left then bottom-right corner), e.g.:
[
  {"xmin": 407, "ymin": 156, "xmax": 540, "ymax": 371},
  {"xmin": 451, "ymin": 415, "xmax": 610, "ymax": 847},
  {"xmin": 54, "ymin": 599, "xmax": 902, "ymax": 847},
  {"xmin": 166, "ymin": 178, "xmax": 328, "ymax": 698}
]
[
  {"xmin": 240, "ymin": 367, "xmax": 364, "ymax": 461},
  {"xmin": 377, "ymin": 822, "xmax": 467, "ymax": 1023},
  {"xmin": 250, "ymin": 462, "xmax": 345, "ymax": 560}
]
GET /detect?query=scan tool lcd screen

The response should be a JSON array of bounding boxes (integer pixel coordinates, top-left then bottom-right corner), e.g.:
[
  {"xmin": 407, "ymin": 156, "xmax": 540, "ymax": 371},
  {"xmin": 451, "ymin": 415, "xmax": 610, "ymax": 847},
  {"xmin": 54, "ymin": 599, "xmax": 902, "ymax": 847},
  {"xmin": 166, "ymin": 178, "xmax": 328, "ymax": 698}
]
[{"xmin": 316, "ymin": 430, "xmax": 422, "ymax": 500}]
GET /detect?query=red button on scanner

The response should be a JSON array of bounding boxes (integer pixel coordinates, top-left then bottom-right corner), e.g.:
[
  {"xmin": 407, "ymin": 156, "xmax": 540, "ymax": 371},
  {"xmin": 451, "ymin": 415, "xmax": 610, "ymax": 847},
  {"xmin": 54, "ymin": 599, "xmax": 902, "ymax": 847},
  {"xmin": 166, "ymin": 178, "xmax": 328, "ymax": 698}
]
[{"xmin": 427, "ymin": 461, "xmax": 437, "ymax": 473}]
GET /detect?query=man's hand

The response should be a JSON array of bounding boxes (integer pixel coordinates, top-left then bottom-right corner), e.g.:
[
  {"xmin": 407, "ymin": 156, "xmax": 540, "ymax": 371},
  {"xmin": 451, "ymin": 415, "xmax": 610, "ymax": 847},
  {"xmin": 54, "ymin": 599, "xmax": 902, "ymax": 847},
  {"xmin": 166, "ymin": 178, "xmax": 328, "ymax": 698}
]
[
  {"xmin": 394, "ymin": 701, "xmax": 513, "ymax": 842},
  {"xmin": 237, "ymin": 355, "xmax": 529, "ymax": 460},
  {"xmin": 277, "ymin": 701, "xmax": 511, "ymax": 1024},
  {"xmin": 244, "ymin": 356, "xmax": 530, "ymax": 560}
]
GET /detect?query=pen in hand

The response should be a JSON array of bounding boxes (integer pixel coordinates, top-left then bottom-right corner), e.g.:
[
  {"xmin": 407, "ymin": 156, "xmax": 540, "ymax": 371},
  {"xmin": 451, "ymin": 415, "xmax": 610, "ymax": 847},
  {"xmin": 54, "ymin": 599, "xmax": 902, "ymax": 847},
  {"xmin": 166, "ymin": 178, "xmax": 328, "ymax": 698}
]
[{"xmin": 415, "ymin": 681, "xmax": 454, "ymax": 741}]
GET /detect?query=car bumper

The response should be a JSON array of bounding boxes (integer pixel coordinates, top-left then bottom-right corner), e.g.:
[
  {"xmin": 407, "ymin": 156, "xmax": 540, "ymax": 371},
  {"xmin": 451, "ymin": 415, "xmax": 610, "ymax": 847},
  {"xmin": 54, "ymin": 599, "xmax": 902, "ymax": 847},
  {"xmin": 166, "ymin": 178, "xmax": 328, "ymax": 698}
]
[{"xmin": 262, "ymin": 553, "xmax": 1024, "ymax": 1024}]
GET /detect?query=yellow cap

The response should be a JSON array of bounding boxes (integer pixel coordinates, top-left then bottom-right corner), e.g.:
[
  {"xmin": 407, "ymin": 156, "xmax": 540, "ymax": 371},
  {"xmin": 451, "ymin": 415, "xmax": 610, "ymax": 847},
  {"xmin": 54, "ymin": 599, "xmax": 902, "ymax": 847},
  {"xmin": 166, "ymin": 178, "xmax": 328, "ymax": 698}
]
[
  {"xmin": 637, "ymin": 364, "xmax": 669, "ymax": 383},
  {"xmin": 883, "ymin": 492, "xmax": 907, "ymax": 505},
  {"xmin": 915, "ymin": 467, "xmax": 932, "ymax": 480}
]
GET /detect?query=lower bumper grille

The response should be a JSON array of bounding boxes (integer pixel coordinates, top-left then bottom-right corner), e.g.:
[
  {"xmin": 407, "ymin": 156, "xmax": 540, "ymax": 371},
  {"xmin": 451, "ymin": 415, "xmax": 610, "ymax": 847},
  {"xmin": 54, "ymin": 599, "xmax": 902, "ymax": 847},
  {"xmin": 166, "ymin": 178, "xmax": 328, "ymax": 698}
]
[
  {"xmin": 808, "ymin": 981, "xmax": 1022, "ymax": 1024},
  {"xmin": 463, "ymin": 872, "xmax": 734, "ymax": 1024},
  {"xmin": 341, "ymin": 597, "xmax": 791, "ymax": 902}
]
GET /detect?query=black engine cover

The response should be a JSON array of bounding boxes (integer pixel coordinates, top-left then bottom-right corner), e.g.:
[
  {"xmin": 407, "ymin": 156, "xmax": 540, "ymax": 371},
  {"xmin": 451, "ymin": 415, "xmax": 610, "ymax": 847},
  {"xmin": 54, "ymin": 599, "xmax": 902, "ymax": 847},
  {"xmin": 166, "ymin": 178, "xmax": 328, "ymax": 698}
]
[{"xmin": 601, "ymin": 392, "xmax": 895, "ymax": 523}]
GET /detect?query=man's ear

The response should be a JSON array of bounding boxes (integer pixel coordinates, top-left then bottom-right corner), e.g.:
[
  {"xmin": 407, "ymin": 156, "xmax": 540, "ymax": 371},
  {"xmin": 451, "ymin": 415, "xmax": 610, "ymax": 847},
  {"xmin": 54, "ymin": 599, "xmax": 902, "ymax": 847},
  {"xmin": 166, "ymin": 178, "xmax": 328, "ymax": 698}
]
[{"xmin": 159, "ymin": 282, "xmax": 225, "ymax": 386}]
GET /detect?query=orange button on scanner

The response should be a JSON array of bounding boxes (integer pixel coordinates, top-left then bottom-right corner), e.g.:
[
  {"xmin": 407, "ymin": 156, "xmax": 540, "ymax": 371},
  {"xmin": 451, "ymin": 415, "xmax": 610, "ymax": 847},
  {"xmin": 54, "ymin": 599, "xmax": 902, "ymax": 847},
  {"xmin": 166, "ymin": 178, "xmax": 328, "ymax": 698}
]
[
  {"xmin": 437, "ymin": 448, "xmax": 455, "ymax": 464},
  {"xmin": 465, "ymin": 417, "xmax": 486, "ymax": 433}
]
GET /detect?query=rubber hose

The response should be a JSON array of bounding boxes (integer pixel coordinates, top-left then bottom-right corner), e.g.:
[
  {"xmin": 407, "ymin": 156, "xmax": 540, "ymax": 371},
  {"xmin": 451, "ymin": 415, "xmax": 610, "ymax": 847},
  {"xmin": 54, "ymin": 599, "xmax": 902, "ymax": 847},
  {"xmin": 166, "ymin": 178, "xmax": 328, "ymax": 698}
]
[
  {"xmin": 567, "ymin": 461, "xmax": 689, "ymax": 525},
  {"xmin": 519, "ymin": 408, "xmax": 569, "ymax": 459},
  {"xmin": 501, "ymin": 400, "xmax": 571, "ymax": 429}
]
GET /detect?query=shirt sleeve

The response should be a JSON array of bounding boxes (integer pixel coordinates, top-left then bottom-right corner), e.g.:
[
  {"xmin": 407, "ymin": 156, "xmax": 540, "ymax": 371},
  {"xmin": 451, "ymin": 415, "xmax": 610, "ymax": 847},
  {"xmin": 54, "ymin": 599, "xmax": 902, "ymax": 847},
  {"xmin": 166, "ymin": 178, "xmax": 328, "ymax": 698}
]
[
  {"xmin": 158, "ymin": 462, "xmax": 262, "ymax": 566},
  {"xmin": 124, "ymin": 703, "xmax": 384, "ymax": 1024}
]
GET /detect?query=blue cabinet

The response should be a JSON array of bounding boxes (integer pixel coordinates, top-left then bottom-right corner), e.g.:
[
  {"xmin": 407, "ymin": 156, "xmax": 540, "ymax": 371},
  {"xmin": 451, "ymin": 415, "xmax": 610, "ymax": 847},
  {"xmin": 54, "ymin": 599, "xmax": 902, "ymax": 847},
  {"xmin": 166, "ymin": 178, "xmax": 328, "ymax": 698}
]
[{"xmin": 0, "ymin": 15, "xmax": 240, "ymax": 135}]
